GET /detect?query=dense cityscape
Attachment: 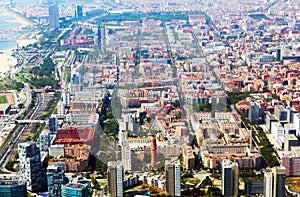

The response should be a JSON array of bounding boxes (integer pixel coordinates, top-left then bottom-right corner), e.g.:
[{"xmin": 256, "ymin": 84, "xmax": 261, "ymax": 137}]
[{"xmin": 0, "ymin": 0, "xmax": 300, "ymax": 196}]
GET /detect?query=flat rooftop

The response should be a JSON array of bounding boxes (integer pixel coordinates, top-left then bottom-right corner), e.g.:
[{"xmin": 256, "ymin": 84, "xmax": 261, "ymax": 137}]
[
  {"xmin": 65, "ymin": 183, "xmax": 87, "ymax": 189},
  {"xmin": 0, "ymin": 180, "xmax": 24, "ymax": 186},
  {"xmin": 285, "ymin": 134, "xmax": 298, "ymax": 140}
]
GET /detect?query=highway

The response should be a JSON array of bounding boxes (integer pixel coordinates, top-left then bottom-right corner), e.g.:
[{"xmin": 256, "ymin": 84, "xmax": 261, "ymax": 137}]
[
  {"xmin": 0, "ymin": 93, "xmax": 44, "ymax": 168},
  {"xmin": 0, "ymin": 47, "xmax": 53, "ymax": 169}
]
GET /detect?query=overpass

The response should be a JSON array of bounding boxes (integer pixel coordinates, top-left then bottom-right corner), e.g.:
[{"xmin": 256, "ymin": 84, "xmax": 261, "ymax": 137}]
[{"xmin": 16, "ymin": 119, "xmax": 47, "ymax": 124}]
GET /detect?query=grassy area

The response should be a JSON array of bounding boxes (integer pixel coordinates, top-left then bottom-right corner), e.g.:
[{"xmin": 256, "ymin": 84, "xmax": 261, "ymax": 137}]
[
  {"xmin": 252, "ymin": 130, "xmax": 280, "ymax": 167},
  {"xmin": 0, "ymin": 95, "xmax": 8, "ymax": 104},
  {"xmin": 0, "ymin": 76, "xmax": 24, "ymax": 91},
  {"xmin": 17, "ymin": 56, "xmax": 59, "ymax": 89},
  {"xmin": 286, "ymin": 177, "xmax": 300, "ymax": 193},
  {"xmin": 125, "ymin": 185, "xmax": 143, "ymax": 193},
  {"xmin": 183, "ymin": 178, "xmax": 200, "ymax": 186}
]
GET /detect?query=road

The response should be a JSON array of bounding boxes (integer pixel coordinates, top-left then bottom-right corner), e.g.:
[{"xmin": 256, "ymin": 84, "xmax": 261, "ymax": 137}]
[{"xmin": 0, "ymin": 93, "xmax": 44, "ymax": 168}]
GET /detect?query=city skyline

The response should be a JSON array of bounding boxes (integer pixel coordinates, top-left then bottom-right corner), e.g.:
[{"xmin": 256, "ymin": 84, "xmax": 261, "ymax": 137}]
[{"xmin": 0, "ymin": 0, "xmax": 299, "ymax": 196}]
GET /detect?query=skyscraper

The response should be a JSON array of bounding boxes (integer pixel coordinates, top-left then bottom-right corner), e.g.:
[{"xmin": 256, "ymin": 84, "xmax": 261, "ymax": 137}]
[
  {"xmin": 0, "ymin": 180, "xmax": 27, "ymax": 197},
  {"xmin": 75, "ymin": 4, "xmax": 83, "ymax": 18},
  {"xmin": 165, "ymin": 162, "xmax": 181, "ymax": 197},
  {"xmin": 222, "ymin": 159, "xmax": 239, "ymax": 196},
  {"xmin": 248, "ymin": 101, "xmax": 259, "ymax": 124},
  {"xmin": 48, "ymin": 3, "xmax": 59, "ymax": 30},
  {"xmin": 108, "ymin": 162, "xmax": 124, "ymax": 197},
  {"xmin": 272, "ymin": 166, "xmax": 286, "ymax": 197},
  {"xmin": 47, "ymin": 162, "xmax": 65, "ymax": 197},
  {"xmin": 18, "ymin": 142, "xmax": 45, "ymax": 192},
  {"xmin": 263, "ymin": 171, "xmax": 273, "ymax": 197},
  {"xmin": 263, "ymin": 166, "xmax": 286, "ymax": 197}
]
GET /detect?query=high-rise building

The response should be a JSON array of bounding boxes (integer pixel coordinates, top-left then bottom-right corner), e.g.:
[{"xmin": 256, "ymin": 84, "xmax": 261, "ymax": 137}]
[
  {"xmin": 107, "ymin": 162, "xmax": 124, "ymax": 197},
  {"xmin": 0, "ymin": 180, "xmax": 27, "ymax": 197},
  {"xmin": 75, "ymin": 4, "xmax": 83, "ymax": 18},
  {"xmin": 49, "ymin": 4, "xmax": 59, "ymax": 30},
  {"xmin": 40, "ymin": 130, "xmax": 50, "ymax": 151},
  {"xmin": 248, "ymin": 101, "xmax": 259, "ymax": 124},
  {"xmin": 263, "ymin": 166, "xmax": 286, "ymax": 197},
  {"xmin": 61, "ymin": 183, "xmax": 89, "ymax": 197},
  {"xmin": 263, "ymin": 171, "xmax": 273, "ymax": 197},
  {"xmin": 222, "ymin": 159, "xmax": 239, "ymax": 196},
  {"xmin": 49, "ymin": 114, "xmax": 58, "ymax": 133},
  {"xmin": 18, "ymin": 142, "xmax": 45, "ymax": 192},
  {"xmin": 47, "ymin": 162, "xmax": 65, "ymax": 197},
  {"xmin": 121, "ymin": 140, "xmax": 132, "ymax": 172},
  {"xmin": 165, "ymin": 162, "xmax": 181, "ymax": 197},
  {"xmin": 272, "ymin": 166, "xmax": 286, "ymax": 197}
]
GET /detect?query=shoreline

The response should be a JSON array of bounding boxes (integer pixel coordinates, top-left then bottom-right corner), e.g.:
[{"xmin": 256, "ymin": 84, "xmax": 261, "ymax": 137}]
[
  {"xmin": 0, "ymin": 7, "xmax": 36, "ymax": 77},
  {"xmin": 0, "ymin": 7, "xmax": 33, "ymax": 30},
  {"xmin": 0, "ymin": 39, "xmax": 36, "ymax": 75}
]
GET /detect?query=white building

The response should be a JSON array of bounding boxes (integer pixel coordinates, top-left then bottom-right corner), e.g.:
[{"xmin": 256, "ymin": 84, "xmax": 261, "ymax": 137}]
[
  {"xmin": 40, "ymin": 130, "xmax": 50, "ymax": 151},
  {"xmin": 57, "ymin": 101, "xmax": 65, "ymax": 118},
  {"xmin": 264, "ymin": 172, "xmax": 273, "ymax": 197},
  {"xmin": 64, "ymin": 113, "xmax": 99, "ymax": 130},
  {"xmin": 18, "ymin": 142, "xmax": 45, "ymax": 192},
  {"xmin": 293, "ymin": 113, "xmax": 300, "ymax": 137},
  {"xmin": 271, "ymin": 122, "xmax": 285, "ymax": 144},
  {"xmin": 49, "ymin": 144, "xmax": 65, "ymax": 158}
]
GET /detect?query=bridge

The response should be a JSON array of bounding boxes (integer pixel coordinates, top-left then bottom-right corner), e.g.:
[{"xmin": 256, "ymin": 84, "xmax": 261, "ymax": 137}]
[{"xmin": 16, "ymin": 120, "xmax": 47, "ymax": 124}]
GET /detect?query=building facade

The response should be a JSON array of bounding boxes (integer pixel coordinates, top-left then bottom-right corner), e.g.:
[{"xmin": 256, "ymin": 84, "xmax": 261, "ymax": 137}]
[
  {"xmin": 244, "ymin": 181, "xmax": 264, "ymax": 196},
  {"xmin": 18, "ymin": 142, "xmax": 45, "ymax": 192},
  {"xmin": 75, "ymin": 5, "xmax": 83, "ymax": 18},
  {"xmin": 264, "ymin": 171, "xmax": 273, "ymax": 197},
  {"xmin": 0, "ymin": 180, "xmax": 27, "ymax": 197},
  {"xmin": 40, "ymin": 130, "xmax": 50, "ymax": 151},
  {"xmin": 108, "ymin": 162, "xmax": 124, "ymax": 197},
  {"xmin": 48, "ymin": 4, "xmax": 59, "ymax": 30},
  {"xmin": 61, "ymin": 183, "xmax": 89, "ymax": 197},
  {"xmin": 248, "ymin": 101, "xmax": 259, "ymax": 124},
  {"xmin": 272, "ymin": 166, "xmax": 286, "ymax": 197},
  {"xmin": 263, "ymin": 166, "xmax": 286, "ymax": 197},
  {"xmin": 47, "ymin": 162, "xmax": 65, "ymax": 197},
  {"xmin": 165, "ymin": 163, "xmax": 181, "ymax": 197},
  {"xmin": 222, "ymin": 159, "xmax": 239, "ymax": 196}
]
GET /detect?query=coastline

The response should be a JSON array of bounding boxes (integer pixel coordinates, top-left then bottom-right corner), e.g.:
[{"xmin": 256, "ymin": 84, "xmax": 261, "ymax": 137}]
[
  {"xmin": 0, "ymin": 7, "xmax": 36, "ymax": 77},
  {"xmin": 0, "ymin": 7, "xmax": 33, "ymax": 29},
  {"xmin": 0, "ymin": 39, "xmax": 36, "ymax": 76}
]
